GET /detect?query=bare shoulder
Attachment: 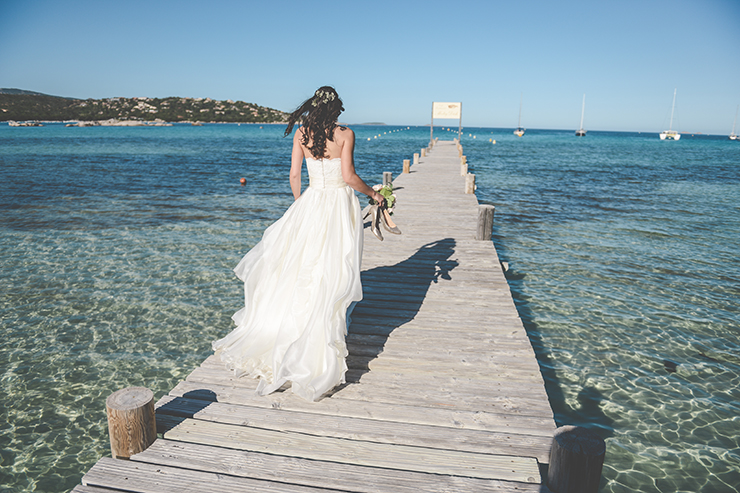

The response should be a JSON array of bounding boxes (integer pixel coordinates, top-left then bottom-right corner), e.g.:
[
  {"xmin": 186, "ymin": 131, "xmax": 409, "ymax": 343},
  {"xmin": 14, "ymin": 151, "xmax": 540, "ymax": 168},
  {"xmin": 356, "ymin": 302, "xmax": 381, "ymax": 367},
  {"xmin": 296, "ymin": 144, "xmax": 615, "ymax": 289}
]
[
  {"xmin": 334, "ymin": 125, "xmax": 354, "ymax": 143},
  {"xmin": 294, "ymin": 126, "xmax": 306, "ymax": 140}
]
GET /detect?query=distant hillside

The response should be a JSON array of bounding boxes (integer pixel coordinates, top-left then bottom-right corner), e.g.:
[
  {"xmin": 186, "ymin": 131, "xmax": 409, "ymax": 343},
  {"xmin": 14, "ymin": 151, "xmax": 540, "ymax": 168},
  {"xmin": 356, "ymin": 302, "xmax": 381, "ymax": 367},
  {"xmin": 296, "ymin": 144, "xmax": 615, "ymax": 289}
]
[
  {"xmin": 0, "ymin": 88, "xmax": 65, "ymax": 96},
  {"xmin": 0, "ymin": 90, "xmax": 289, "ymax": 123}
]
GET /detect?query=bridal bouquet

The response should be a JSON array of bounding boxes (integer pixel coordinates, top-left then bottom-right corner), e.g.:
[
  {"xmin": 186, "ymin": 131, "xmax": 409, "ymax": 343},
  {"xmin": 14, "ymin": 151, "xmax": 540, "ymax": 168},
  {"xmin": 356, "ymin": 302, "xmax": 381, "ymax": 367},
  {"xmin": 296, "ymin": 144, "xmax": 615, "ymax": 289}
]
[{"xmin": 369, "ymin": 184, "xmax": 396, "ymax": 214}]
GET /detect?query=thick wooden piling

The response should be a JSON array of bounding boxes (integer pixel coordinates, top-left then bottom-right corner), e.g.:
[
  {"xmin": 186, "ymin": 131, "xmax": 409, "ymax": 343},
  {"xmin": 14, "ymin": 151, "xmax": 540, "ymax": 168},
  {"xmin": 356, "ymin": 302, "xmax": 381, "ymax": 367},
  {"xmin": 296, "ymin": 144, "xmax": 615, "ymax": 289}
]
[
  {"xmin": 476, "ymin": 205, "xmax": 495, "ymax": 241},
  {"xmin": 465, "ymin": 173, "xmax": 475, "ymax": 194},
  {"xmin": 106, "ymin": 387, "xmax": 156, "ymax": 459},
  {"xmin": 548, "ymin": 426, "xmax": 605, "ymax": 493}
]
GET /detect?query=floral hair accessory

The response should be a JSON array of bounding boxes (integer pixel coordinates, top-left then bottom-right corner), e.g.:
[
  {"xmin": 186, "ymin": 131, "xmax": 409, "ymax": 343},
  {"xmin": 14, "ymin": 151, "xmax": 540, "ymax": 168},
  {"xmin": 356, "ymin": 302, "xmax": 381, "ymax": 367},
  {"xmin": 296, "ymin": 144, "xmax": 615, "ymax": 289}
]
[{"xmin": 312, "ymin": 89, "xmax": 336, "ymax": 107}]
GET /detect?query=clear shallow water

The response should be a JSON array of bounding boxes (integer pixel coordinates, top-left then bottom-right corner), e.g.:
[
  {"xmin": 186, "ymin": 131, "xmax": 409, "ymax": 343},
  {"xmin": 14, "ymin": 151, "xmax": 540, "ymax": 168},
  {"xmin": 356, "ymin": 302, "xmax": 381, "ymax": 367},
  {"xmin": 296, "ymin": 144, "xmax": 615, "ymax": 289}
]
[
  {"xmin": 1, "ymin": 123, "xmax": 738, "ymax": 492},
  {"xmin": 465, "ymin": 129, "xmax": 740, "ymax": 492}
]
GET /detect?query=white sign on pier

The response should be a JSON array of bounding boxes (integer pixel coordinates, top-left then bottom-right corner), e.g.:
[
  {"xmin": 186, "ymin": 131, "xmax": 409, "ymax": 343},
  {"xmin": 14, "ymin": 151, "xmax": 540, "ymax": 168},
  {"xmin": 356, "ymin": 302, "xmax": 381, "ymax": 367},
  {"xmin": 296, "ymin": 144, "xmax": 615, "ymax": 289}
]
[{"xmin": 431, "ymin": 102, "xmax": 462, "ymax": 142}]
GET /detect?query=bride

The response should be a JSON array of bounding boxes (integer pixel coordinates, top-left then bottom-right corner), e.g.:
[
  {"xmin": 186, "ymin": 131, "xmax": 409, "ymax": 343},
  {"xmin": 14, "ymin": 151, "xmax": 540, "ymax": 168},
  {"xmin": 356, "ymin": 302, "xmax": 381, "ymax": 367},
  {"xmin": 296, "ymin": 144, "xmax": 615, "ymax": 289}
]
[{"xmin": 212, "ymin": 86, "xmax": 386, "ymax": 402}]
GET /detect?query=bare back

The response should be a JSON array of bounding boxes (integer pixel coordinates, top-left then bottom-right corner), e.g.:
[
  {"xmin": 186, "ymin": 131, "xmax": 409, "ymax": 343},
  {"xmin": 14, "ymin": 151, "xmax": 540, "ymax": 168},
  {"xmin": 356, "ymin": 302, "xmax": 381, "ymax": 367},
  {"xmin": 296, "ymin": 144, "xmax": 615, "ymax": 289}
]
[
  {"xmin": 290, "ymin": 123, "xmax": 380, "ymax": 203},
  {"xmin": 296, "ymin": 126, "xmax": 349, "ymax": 160}
]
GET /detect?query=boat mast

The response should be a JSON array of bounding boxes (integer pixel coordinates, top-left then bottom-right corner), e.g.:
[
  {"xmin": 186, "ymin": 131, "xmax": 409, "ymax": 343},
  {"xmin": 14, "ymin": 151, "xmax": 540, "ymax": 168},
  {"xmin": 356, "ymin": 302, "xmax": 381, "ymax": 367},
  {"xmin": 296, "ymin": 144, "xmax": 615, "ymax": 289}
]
[
  {"xmin": 579, "ymin": 94, "xmax": 586, "ymax": 130},
  {"xmin": 668, "ymin": 88, "xmax": 677, "ymax": 131},
  {"xmin": 732, "ymin": 104, "xmax": 739, "ymax": 135},
  {"xmin": 518, "ymin": 93, "xmax": 523, "ymax": 128}
]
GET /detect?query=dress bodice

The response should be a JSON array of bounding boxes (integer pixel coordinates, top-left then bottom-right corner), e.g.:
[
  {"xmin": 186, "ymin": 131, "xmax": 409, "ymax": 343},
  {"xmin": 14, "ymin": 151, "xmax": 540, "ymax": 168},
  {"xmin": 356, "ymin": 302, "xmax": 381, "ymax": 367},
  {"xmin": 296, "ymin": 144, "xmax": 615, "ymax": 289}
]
[{"xmin": 306, "ymin": 158, "xmax": 347, "ymax": 189}]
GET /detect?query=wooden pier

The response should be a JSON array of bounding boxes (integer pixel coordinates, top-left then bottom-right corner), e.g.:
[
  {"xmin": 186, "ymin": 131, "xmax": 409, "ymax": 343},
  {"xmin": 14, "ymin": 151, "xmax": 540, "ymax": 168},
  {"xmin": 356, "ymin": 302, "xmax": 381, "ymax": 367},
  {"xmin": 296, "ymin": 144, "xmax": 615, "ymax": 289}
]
[{"xmin": 72, "ymin": 139, "xmax": 557, "ymax": 493}]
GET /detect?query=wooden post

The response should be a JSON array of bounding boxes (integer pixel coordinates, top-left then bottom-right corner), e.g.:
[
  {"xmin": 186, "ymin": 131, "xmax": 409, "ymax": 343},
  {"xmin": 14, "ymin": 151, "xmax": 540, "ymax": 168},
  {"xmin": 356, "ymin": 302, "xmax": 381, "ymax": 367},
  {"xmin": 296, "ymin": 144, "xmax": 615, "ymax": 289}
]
[
  {"xmin": 402, "ymin": 160, "xmax": 410, "ymax": 174},
  {"xmin": 476, "ymin": 205, "xmax": 495, "ymax": 240},
  {"xmin": 548, "ymin": 426, "xmax": 605, "ymax": 493},
  {"xmin": 458, "ymin": 102, "xmax": 462, "ymax": 142},
  {"xmin": 413, "ymin": 153, "xmax": 419, "ymax": 166},
  {"xmin": 460, "ymin": 162, "xmax": 468, "ymax": 176},
  {"xmin": 421, "ymin": 148, "xmax": 426, "ymax": 157},
  {"xmin": 383, "ymin": 171, "xmax": 392, "ymax": 186},
  {"xmin": 106, "ymin": 386, "xmax": 157, "ymax": 459},
  {"xmin": 465, "ymin": 173, "xmax": 475, "ymax": 194},
  {"xmin": 430, "ymin": 103, "xmax": 434, "ymax": 143},
  {"xmin": 458, "ymin": 147, "xmax": 463, "ymax": 157}
]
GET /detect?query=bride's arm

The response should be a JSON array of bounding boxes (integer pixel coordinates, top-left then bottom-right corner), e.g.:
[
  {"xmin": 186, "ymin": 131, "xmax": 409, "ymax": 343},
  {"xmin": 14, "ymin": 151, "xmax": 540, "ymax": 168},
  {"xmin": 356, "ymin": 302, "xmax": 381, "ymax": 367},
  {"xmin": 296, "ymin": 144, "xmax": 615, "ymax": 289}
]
[
  {"xmin": 290, "ymin": 129, "xmax": 305, "ymax": 200},
  {"xmin": 339, "ymin": 128, "xmax": 385, "ymax": 204}
]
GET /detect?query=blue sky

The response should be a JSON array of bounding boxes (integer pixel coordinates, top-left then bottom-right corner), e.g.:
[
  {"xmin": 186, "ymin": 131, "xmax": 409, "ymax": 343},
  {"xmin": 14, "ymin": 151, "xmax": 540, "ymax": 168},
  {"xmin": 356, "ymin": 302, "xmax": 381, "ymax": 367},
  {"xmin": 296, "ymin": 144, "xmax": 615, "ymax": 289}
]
[{"xmin": 1, "ymin": 0, "xmax": 739, "ymax": 134}]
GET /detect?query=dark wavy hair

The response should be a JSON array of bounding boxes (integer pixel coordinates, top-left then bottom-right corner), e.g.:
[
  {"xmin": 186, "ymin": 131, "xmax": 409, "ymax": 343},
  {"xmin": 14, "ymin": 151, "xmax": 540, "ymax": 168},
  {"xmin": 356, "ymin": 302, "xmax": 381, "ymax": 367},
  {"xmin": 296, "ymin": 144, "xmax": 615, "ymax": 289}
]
[{"xmin": 284, "ymin": 86, "xmax": 344, "ymax": 159}]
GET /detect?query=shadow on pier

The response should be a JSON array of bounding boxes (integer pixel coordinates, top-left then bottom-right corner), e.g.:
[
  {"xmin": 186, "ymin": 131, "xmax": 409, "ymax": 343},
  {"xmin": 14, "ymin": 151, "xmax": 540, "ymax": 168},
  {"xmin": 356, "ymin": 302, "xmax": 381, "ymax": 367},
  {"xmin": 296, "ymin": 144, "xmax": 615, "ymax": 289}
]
[
  {"xmin": 155, "ymin": 389, "xmax": 217, "ymax": 433},
  {"xmin": 335, "ymin": 238, "xmax": 458, "ymax": 390}
]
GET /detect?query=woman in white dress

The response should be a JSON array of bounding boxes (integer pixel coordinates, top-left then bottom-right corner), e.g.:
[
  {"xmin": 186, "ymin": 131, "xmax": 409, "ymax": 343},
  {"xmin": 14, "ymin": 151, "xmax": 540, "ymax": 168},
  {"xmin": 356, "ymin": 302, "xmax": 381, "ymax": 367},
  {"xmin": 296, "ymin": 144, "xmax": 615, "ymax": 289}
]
[{"xmin": 212, "ymin": 86, "xmax": 386, "ymax": 402}]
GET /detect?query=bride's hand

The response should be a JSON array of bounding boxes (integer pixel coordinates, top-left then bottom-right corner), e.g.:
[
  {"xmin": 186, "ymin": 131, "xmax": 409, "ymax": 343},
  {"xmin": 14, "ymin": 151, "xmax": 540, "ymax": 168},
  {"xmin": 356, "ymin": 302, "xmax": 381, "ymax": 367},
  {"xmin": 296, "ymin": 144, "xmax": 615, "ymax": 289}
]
[{"xmin": 372, "ymin": 192, "xmax": 386, "ymax": 208}]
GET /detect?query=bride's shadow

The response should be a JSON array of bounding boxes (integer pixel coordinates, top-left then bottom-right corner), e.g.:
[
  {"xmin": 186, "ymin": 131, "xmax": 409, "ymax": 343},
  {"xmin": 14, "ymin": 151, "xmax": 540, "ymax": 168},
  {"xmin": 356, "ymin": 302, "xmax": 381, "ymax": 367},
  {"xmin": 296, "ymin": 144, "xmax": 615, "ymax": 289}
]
[{"xmin": 335, "ymin": 238, "xmax": 458, "ymax": 390}]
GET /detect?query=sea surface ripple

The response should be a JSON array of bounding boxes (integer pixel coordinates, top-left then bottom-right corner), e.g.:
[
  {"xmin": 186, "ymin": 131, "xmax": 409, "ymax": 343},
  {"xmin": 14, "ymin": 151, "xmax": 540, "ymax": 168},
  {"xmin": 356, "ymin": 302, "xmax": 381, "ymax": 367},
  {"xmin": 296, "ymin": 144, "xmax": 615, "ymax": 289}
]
[{"xmin": 1, "ymin": 123, "xmax": 738, "ymax": 492}]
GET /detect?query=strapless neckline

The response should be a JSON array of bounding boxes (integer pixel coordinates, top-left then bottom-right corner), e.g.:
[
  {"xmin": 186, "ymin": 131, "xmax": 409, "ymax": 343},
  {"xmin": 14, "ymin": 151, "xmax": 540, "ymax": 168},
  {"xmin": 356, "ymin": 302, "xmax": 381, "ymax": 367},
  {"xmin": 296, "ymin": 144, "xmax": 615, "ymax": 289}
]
[{"xmin": 306, "ymin": 157, "xmax": 341, "ymax": 162}]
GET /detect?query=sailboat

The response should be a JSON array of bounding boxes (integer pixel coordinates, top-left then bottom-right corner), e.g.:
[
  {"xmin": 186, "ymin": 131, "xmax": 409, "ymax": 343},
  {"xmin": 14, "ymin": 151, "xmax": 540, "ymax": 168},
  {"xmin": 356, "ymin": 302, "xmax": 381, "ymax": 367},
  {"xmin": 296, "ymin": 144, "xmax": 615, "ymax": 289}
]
[
  {"xmin": 730, "ymin": 105, "xmax": 738, "ymax": 140},
  {"xmin": 514, "ymin": 93, "xmax": 525, "ymax": 137},
  {"xmin": 575, "ymin": 94, "xmax": 586, "ymax": 136},
  {"xmin": 659, "ymin": 88, "xmax": 680, "ymax": 140}
]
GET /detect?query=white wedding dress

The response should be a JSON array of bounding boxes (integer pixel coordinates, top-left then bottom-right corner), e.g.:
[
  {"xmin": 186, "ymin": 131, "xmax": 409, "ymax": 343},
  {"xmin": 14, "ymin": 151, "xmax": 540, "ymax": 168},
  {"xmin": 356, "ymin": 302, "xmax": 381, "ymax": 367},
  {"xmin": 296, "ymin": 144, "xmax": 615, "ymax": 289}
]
[{"xmin": 212, "ymin": 157, "xmax": 363, "ymax": 401}]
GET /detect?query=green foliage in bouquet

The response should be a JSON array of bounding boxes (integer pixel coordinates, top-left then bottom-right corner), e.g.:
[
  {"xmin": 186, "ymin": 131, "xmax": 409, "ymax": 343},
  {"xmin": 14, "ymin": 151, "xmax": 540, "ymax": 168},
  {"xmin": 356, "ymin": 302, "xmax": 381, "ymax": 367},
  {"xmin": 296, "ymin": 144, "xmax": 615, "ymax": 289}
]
[{"xmin": 369, "ymin": 184, "xmax": 396, "ymax": 211}]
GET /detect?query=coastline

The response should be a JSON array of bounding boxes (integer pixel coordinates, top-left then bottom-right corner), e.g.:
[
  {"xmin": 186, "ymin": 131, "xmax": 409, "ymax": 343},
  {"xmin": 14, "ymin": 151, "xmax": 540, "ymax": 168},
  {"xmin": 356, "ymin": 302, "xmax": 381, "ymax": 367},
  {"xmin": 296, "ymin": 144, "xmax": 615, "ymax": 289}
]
[
  {"xmin": 4, "ymin": 119, "xmax": 289, "ymax": 126},
  {"xmin": 2, "ymin": 121, "xmax": 733, "ymax": 138}
]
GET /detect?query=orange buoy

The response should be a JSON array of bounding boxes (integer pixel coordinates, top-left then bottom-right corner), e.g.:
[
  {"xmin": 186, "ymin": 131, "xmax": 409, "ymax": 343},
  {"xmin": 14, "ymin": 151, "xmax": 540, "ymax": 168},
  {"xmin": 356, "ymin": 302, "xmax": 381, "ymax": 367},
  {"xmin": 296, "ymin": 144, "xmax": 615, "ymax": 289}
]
[{"xmin": 240, "ymin": 177, "xmax": 246, "ymax": 185}]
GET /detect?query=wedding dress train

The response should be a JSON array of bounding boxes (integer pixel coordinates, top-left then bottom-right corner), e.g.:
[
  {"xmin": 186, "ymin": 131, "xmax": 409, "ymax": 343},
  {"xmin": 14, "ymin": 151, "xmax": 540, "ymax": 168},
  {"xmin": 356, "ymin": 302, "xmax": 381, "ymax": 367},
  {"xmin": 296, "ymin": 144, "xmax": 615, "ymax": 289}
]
[{"xmin": 212, "ymin": 157, "xmax": 363, "ymax": 401}]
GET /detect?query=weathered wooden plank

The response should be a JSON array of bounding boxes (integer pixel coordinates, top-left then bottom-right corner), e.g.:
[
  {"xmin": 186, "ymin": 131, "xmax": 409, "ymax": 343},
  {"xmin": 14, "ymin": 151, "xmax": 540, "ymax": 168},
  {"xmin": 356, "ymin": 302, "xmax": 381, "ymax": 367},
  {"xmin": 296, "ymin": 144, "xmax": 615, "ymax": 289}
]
[
  {"xmin": 350, "ymin": 308, "xmax": 524, "ymax": 329},
  {"xmin": 351, "ymin": 308, "xmax": 526, "ymax": 327},
  {"xmin": 183, "ymin": 367, "xmax": 553, "ymax": 417},
  {"xmin": 165, "ymin": 380, "xmax": 556, "ymax": 437},
  {"xmin": 155, "ymin": 396, "xmax": 552, "ymax": 461},
  {"xmin": 185, "ymin": 366, "xmax": 549, "ymax": 404},
  {"xmin": 329, "ymin": 384, "xmax": 554, "ymax": 417},
  {"xmin": 82, "ymin": 457, "xmax": 347, "ymax": 493},
  {"xmin": 345, "ymin": 332, "xmax": 533, "ymax": 350},
  {"xmin": 360, "ymin": 295, "xmax": 520, "ymax": 312},
  {"xmin": 163, "ymin": 418, "xmax": 541, "ymax": 483},
  {"xmin": 70, "ymin": 486, "xmax": 122, "ymax": 493},
  {"xmin": 358, "ymin": 289, "xmax": 517, "ymax": 305},
  {"xmin": 203, "ymin": 345, "xmax": 544, "ymax": 373},
  {"xmin": 193, "ymin": 354, "xmax": 545, "ymax": 386},
  {"xmin": 356, "ymin": 296, "xmax": 517, "ymax": 313},
  {"xmin": 350, "ymin": 308, "xmax": 523, "ymax": 327},
  {"xmin": 202, "ymin": 356, "xmax": 544, "ymax": 384},
  {"xmin": 360, "ymin": 284, "xmax": 515, "ymax": 301},
  {"xmin": 132, "ymin": 439, "xmax": 545, "ymax": 493}
]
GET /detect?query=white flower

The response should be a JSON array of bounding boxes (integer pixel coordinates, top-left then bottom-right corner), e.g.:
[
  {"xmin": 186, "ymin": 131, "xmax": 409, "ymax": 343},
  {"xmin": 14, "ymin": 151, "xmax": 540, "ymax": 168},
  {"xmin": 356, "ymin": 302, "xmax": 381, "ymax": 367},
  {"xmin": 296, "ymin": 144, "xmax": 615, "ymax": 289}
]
[{"xmin": 312, "ymin": 90, "xmax": 336, "ymax": 106}]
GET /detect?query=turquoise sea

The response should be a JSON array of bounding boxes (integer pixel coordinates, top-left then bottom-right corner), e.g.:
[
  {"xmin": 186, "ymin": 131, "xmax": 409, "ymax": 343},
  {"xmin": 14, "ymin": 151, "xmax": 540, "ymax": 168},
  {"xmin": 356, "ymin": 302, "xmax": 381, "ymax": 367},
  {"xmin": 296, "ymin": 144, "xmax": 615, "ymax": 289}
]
[{"xmin": 0, "ymin": 123, "xmax": 738, "ymax": 492}]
